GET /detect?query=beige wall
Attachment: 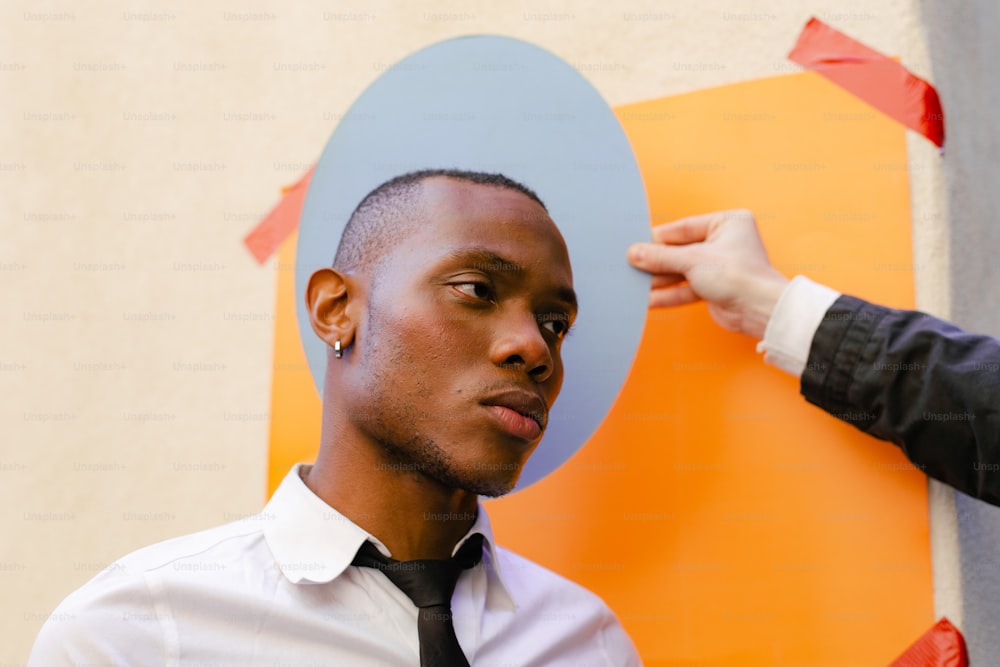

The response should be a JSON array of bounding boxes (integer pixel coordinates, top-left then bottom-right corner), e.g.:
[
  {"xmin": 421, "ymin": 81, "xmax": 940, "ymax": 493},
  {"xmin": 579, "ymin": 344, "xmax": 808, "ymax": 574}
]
[{"xmin": 1, "ymin": 0, "xmax": 945, "ymax": 662}]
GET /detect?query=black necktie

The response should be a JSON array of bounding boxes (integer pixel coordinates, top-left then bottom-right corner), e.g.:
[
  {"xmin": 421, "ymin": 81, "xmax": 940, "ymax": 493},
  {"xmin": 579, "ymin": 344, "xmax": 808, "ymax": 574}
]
[{"xmin": 352, "ymin": 534, "xmax": 484, "ymax": 666}]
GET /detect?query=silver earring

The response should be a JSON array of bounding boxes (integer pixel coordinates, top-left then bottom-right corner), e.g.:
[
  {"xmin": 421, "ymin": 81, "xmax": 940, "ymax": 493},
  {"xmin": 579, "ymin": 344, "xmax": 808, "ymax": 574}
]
[{"xmin": 334, "ymin": 340, "xmax": 343, "ymax": 359}]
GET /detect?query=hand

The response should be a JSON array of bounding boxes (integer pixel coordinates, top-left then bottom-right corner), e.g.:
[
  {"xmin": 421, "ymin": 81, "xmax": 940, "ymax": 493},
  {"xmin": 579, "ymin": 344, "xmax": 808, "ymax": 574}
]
[{"xmin": 627, "ymin": 209, "xmax": 789, "ymax": 339}]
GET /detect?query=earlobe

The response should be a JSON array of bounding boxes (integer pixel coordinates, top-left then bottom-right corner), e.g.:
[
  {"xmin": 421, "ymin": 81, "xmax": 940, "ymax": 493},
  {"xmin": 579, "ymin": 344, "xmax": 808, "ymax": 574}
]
[{"xmin": 305, "ymin": 268, "xmax": 359, "ymax": 351}]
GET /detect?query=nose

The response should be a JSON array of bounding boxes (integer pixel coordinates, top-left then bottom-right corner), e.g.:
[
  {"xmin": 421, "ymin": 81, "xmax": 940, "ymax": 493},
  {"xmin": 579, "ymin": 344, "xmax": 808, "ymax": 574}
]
[{"xmin": 490, "ymin": 308, "xmax": 555, "ymax": 383}]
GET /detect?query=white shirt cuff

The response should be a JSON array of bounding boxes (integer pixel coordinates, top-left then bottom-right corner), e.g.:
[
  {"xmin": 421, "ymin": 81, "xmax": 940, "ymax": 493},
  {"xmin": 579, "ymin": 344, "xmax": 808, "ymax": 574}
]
[{"xmin": 755, "ymin": 275, "xmax": 841, "ymax": 377}]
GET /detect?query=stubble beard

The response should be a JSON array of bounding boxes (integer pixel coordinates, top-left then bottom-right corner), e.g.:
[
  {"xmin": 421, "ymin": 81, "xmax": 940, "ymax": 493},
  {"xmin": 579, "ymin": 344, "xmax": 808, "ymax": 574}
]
[
  {"xmin": 372, "ymin": 428, "xmax": 516, "ymax": 498},
  {"xmin": 359, "ymin": 304, "xmax": 518, "ymax": 499}
]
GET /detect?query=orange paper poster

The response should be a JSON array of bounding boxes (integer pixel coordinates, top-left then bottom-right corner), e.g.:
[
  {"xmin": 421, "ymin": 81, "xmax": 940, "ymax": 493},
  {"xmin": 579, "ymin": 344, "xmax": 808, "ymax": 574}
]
[{"xmin": 266, "ymin": 71, "xmax": 930, "ymax": 664}]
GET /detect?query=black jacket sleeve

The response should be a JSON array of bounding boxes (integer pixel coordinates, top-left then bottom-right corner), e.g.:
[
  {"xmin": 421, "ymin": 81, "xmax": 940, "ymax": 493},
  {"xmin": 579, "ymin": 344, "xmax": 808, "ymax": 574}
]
[{"xmin": 801, "ymin": 295, "xmax": 1000, "ymax": 505}]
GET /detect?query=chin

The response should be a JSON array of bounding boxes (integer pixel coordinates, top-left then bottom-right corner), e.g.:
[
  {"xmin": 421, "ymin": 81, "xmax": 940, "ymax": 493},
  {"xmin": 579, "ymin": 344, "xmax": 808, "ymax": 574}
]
[
  {"xmin": 460, "ymin": 463, "xmax": 523, "ymax": 498},
  {"xmin": 376, "ymin": 429, "xmax": 528, "ymax": 497},
  {"xmin": 468, "ymin": 479, "xmax": 518, "ymax": 499}
]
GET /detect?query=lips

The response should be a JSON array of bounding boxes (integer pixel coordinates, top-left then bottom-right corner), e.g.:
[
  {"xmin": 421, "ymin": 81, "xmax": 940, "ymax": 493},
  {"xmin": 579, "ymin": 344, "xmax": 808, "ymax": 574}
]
[{"xmin": 481, "ymin": 389, "xmax": 548, "ymax": 440}]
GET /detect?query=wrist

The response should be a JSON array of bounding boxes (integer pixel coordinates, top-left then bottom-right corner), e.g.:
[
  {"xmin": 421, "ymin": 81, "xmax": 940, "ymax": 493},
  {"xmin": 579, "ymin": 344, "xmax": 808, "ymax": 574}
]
[
  {"xmin": 757, "ymin": 276, "xmax": 842, "ymax": 376},
  {"xmin": 739, "ymin": 271, "xmax": 789, "ymax": 339}
]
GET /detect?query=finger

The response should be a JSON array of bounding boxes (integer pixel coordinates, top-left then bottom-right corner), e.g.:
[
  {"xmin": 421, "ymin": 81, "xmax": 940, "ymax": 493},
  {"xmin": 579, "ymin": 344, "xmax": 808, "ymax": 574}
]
[
  {"xmin": 649, "ymin": 283, "xmax": 702, "ymax": 309},
  {"xmin": 627, "ymin": 242, "xmax": 694, "ymax": 275},
  {"xmin": 650, "ymin": 273, "xmax": 685, "ymax": 290},
  {"xmin": 649, "ymin": 213, "xmax": 715, "ymax": 244},
  {"xmin": 650, "ymin": 209, "xmax": 753, "ymax": 244}
]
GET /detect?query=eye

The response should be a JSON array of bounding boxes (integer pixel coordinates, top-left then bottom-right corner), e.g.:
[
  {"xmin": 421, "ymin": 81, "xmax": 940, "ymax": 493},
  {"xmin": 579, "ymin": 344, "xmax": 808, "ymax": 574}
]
[
  {"xmin": 453, "ymin": 281, "xmax": 495, "ymax": 302},
  {"xmin": 539, "ymin": 313, "xmax": 572, "ymax": 339}
]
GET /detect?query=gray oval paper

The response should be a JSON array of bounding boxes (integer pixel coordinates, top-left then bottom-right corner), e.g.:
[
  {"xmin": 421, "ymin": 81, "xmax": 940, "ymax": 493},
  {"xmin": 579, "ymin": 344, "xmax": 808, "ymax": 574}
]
[{"xmin": 296, "ymin": 35, "xmax": 650, "ymax": 490}]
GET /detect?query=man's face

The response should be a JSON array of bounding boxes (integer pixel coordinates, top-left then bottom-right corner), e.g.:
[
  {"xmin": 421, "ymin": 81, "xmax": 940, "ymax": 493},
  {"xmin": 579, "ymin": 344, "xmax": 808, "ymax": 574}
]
[{"xmin": 345, "ymin": 177, "xmax": 576, "ymax": 497}]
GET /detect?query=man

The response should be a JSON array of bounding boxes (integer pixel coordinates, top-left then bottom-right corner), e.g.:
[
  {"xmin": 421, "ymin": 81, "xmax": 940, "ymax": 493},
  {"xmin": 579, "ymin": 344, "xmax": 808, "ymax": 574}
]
[
  {"xmin": 30, "ymin": 170, "xmax": 640, "ymax": 665},
  {"xmin": 627, "ymin": 208, "xmax": 1000, "ymax": 505}
]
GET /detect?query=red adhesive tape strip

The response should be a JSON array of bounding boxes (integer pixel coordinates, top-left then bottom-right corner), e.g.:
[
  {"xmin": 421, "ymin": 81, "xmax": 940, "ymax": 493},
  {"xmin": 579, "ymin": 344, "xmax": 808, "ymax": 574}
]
[
  {"xmin": 243, "ymin": 166, "xmax": 314, "ymax": 264},
  {"xmin": 789, "ymin": 17, "xmax": 944, "ymax": 148},
  {"xmin": 888, "ymin": 617, "xmax": 968, "ymax": 667}
]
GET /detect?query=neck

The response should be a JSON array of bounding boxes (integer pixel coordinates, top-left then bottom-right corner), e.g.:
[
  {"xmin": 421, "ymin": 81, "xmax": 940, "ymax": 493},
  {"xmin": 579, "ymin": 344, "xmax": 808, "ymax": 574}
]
[{"xmin": 303, "ymin": 425, "xmax": 479, "ymax": 561}]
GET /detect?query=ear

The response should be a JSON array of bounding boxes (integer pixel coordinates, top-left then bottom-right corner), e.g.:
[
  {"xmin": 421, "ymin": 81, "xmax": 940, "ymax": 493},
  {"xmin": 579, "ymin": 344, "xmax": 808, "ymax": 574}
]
[{"xmin": 305, "ymin": 268, "xmax": 361, "ymax": 352}]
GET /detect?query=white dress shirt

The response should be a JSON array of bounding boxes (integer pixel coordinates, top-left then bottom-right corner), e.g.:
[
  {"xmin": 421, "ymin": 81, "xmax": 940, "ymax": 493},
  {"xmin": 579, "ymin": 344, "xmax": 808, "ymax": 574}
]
[
  {"xmin": 29, "ymin": 464, "xmax": 640, "ymax": 666},
  {"xmin": 757, "ymin": 275, "xmax": 841, "ymax": 376}
]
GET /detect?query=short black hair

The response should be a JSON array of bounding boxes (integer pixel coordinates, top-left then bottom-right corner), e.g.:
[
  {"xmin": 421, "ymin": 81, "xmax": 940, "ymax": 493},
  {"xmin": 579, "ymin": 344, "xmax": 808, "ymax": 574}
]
[{"xmin": 332, "ymin": 169, "xmax": 547, "ymax": 274}]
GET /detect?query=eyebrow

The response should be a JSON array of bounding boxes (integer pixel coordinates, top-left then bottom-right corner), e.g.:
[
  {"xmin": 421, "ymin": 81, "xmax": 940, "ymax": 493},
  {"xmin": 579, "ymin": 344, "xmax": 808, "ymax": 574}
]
[{"xmin": 441, "ymin": 247, "xmax": 578, "ymax": 312}]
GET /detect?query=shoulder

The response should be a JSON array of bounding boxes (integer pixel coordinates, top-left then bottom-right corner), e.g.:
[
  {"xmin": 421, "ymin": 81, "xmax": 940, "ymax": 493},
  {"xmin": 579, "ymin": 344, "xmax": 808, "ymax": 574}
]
[
  {"xmin": 113, "ymin": 515, "xmax": 267, "ymax": 574},
  {"xmin": 491, "ymin": 545, "xmax": 641, "ymax": 665},
  {"xmin": 493, "ymin": 544, "xmax": 607, "ymax": 608},
  {"xmin": 60, "ymin": 517, "xmax": 269, "ymax": 605},
  {"xmin": 28, "ymin": 519, "xmax": 266, "ymax": 665}
]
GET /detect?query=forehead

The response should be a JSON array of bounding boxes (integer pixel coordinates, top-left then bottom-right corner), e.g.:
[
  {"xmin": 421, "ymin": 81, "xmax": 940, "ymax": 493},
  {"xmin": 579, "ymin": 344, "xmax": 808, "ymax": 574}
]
[
  {"xmin": 418, "ymin": 176, "xmax": 541, "ymax": 215},
  {"xmin": 411, "ymin": 177, "xmax": 570, "ymax": 262}
]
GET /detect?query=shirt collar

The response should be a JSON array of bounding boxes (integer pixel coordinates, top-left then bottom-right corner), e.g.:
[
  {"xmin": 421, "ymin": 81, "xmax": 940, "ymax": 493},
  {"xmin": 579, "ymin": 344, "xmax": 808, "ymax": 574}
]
[{"xmin": 262, "ymin": 464, "xmax": 516, "ymax": 611}]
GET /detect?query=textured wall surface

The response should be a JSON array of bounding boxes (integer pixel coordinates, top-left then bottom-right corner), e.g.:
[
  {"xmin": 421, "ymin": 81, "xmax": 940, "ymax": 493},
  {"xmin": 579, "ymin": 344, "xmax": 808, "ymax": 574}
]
[
  {"xmin": 919, "ymin": 1, "xmax": 1000, "ymax": 663},
  {"xmin": 1, "ymin": 0, "xmax": 952, "ymax": 662}
]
